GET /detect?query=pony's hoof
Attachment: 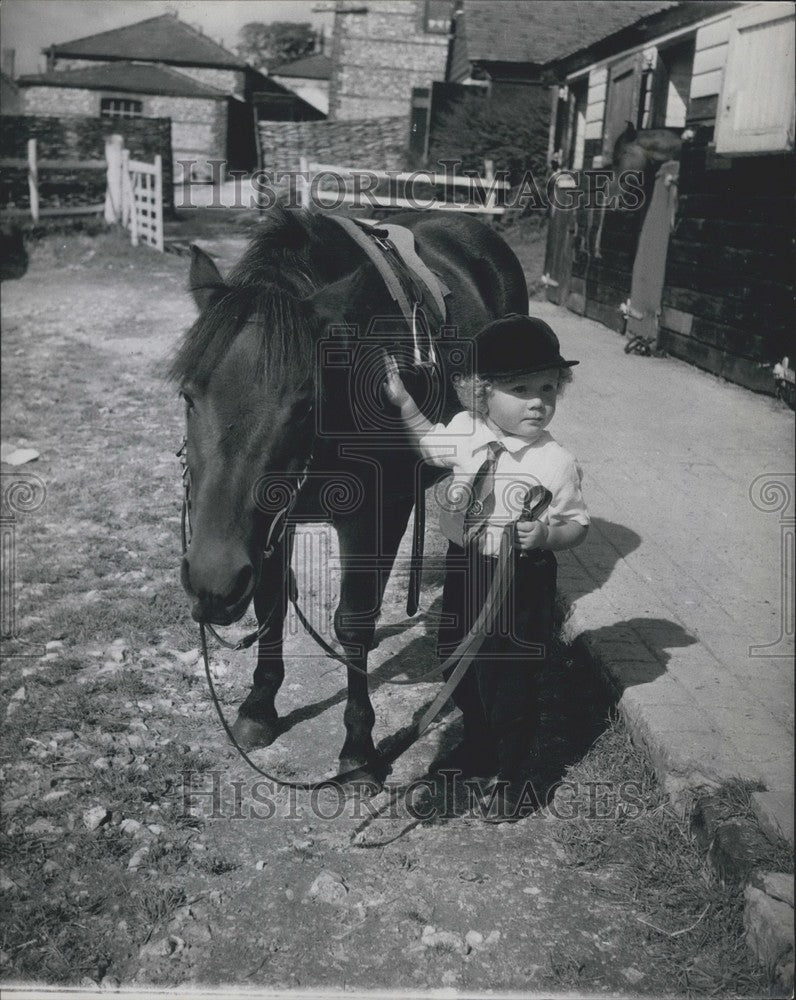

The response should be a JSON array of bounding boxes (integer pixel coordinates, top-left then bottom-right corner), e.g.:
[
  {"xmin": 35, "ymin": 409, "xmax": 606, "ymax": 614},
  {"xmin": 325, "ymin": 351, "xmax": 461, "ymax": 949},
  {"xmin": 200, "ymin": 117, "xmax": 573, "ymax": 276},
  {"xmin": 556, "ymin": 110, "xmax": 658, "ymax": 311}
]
[
  {"xmin": 338, "ymin": 757, "xmax": 383, "ymax": 796},
  {"xmin": 230, "ymin": 714, "xmax": 279, "ymax": 751}
]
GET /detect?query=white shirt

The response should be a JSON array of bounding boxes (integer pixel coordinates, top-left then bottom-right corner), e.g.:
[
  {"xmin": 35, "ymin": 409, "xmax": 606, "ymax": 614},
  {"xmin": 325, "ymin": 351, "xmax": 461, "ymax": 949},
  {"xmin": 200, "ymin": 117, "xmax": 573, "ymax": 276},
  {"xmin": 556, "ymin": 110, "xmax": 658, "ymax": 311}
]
[{"xmin": 418, "ymin": 411, "xmax": 589, "ymax": 556}]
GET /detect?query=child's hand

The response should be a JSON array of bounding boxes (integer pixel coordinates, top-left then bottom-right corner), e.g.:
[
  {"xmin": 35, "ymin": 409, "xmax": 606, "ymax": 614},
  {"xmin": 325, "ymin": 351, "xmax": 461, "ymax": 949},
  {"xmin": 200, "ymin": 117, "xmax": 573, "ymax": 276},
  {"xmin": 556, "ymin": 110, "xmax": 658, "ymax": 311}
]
[
  {"xmin": 383, "ymin": 353, "xmax": 411, "ymax": 407},
  {"xmin": 514, "ymin": 519, "xmax": 549, "ymax": 551}
]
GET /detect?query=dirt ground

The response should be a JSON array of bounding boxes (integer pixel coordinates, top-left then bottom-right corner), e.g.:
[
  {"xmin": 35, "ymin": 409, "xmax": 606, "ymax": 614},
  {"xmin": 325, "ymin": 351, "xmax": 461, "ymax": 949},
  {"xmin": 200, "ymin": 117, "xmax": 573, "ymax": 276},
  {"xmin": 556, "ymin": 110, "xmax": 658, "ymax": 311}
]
[{"xmin": 0, "ymin": 219, "xmax": 768, "ymax": 995}]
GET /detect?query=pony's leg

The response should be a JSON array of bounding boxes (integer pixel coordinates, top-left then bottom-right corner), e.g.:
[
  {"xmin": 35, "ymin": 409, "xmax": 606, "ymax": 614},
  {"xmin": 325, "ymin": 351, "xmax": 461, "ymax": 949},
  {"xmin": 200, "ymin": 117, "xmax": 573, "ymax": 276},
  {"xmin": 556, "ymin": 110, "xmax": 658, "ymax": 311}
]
[
  {"xmin": 334, "ymin": 499, "xmax": 413, "ymax": 776},
  {"xmin": 231, "ymin": 531, "xmax": 295, "ymax": 750}
]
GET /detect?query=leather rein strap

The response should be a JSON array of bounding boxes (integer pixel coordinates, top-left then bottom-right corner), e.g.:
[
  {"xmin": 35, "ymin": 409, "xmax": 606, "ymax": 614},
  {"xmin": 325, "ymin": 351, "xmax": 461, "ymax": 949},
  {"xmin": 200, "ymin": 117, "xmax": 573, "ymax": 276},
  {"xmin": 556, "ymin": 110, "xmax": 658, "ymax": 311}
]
[{"xmin": 198, "ymin": 526, "xmax": 516, "ymax": 792}]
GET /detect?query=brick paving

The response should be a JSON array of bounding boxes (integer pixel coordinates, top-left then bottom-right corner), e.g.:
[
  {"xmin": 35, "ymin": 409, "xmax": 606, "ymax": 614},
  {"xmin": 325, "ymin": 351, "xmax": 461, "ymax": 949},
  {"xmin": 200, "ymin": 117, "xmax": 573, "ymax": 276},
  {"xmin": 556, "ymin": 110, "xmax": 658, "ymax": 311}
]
[{"xmin": 532, "ymin": 299, "xmax": 794, "ymax": 836}]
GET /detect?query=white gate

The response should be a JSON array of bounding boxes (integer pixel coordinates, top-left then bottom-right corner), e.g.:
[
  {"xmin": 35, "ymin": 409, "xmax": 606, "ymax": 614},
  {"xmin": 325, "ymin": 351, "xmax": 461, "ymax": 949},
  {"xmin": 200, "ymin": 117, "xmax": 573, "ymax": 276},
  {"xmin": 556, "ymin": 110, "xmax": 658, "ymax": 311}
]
[{"xmin": 122, "ymin": 150, "xmax": 164, "ymax": 252}]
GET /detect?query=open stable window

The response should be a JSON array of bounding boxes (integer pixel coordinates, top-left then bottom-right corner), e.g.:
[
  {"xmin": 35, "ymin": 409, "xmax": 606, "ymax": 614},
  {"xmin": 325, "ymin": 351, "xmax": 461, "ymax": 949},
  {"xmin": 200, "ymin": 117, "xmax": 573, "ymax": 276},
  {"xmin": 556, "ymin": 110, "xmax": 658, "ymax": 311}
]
[
  {"xmin": 715, "ymin": 1, "xmax": 795, "ymax": 155},
  {"xmin": 423, "ymin": 0, "xmax": 452, "ymax": 34},
  {"xmin": 100, "ymin": 97, "xmax": 143, "ymax": 119},
  {"xmin": 651, "ymin": 38, "xmax": 695, "ymax": 130}
]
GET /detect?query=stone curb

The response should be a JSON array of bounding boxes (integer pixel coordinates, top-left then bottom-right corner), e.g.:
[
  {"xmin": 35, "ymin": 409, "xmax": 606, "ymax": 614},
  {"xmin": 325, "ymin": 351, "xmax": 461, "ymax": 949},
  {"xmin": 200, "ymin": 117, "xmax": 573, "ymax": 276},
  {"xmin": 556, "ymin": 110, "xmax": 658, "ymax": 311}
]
[{"xmin": 561, "ymin": 599, "xmax": 794, "ymax": 991}]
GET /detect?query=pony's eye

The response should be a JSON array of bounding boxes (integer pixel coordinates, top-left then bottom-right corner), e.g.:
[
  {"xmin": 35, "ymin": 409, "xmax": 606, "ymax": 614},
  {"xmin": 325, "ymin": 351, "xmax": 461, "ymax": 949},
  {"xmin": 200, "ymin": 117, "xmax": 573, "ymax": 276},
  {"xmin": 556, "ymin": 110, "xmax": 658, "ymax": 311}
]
[{"xmin": 181, "ymin": 392, "xmax": 194, "ymax": 411}]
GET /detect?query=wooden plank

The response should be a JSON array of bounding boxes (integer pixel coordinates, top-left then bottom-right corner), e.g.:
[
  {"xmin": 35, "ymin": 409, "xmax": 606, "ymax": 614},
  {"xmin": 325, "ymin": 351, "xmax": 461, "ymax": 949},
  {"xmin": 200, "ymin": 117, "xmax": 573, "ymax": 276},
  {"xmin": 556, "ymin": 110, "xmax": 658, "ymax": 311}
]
[
  {"xmin": 309, "ymin": 190, "xmax": 506, "ymax": 214},
  {"xmin": 27, "ymin": 138, "xmax": 39, "ymax": 223},
  {"xmin": 692, "ymin": 43, "xmax": 727, "ymax": 76},
  {"xmin": 663, "ymin": 283, "xmax": 792, "ymax": 330},
  {"xmin": 306, "ymin": 161, "xmax": 510, "ymax": 190},
  {"xmin": 660, "ymin": 328, "xmax": 776, "ymax": 394},
  {"xmin": 660, "ymin": 306, "xmax": 693, "ymax": 335},
  {"xmin": 687, "ymin": 94, "xmax": 718, "ymax": 125},
  {"xmin": 0, "ymin": 158, "xmax": 106, "ymax": 170},
  {"xmin": 691, "ymin": 316, "xmax": 767, "ymax": 360},
  {"xmin": 690, "ymin": 68, "xmax": 724, "ymax": 99},
  {"xmin": 677, "ymin": 193, "xmax": 794, "ymax": 224},
  {"xmin": 1, "ymin": 203, "xmax": 105, "ymax": 219},
  {"xmin": 585, "ymin": 297, "xmax": 624, "ymax": 332},
  {"xmin": 668, "ymin": 239, "xmax": 794, "ymax": 283},
  {"xmin": 695, "ymin": 16, "xmax": 732, "ymax": 51},
  {"xmin": 673, "ymin": 217, "xmax": 793, "ymax": 250},
  {"xmin": 665, "ymin": 260, "xmax": 793, "ymax": 309}
]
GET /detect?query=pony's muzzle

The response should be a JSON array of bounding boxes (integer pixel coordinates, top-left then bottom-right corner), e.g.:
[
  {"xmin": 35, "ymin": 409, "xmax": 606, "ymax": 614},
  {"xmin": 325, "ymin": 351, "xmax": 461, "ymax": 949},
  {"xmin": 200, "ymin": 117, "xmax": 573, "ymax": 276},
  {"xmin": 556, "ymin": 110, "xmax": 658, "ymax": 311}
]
[{"xmin": 181, "ymin": 552, "xmax": 256, "ymax": 625}]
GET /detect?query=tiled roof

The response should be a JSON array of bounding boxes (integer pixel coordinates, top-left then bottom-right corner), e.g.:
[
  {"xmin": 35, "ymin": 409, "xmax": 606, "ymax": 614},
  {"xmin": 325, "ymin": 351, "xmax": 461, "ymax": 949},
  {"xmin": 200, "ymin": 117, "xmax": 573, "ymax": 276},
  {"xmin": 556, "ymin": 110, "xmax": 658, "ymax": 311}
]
[
  {"xmin": 48, "ymin": 14, "xmax": 247, "ymax": 69},
  {"xmin": 462, "ymin": 0, "xmax": 677, "ymax": 64},
  {"xmin": 271, "ymin": 53, "xmax": 332, "ymax": 80},
  {"xmin": 17, "ymin": 62, "xmax": 228, "ymax": 100}
]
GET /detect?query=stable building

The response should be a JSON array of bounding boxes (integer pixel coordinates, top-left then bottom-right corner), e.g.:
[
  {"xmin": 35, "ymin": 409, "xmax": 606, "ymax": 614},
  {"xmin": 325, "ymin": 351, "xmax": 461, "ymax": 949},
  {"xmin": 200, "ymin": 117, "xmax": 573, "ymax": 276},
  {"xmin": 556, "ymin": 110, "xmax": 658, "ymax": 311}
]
[{"xmin": 543, "ymin": 0, "xmax": 795, "ymax": 393}]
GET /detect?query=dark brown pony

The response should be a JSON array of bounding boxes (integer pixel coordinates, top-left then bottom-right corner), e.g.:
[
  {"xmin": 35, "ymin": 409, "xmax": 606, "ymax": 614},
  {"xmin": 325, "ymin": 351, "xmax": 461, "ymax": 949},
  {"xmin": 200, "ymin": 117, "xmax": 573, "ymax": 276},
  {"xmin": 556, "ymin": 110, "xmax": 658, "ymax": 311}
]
[
  {"xmin": 591, "ymin": 121, "xmax": 688, "ymax": 257},
  {"xmin": 170, "ymin": 207, "xmax": 527, "ymax": 783}
]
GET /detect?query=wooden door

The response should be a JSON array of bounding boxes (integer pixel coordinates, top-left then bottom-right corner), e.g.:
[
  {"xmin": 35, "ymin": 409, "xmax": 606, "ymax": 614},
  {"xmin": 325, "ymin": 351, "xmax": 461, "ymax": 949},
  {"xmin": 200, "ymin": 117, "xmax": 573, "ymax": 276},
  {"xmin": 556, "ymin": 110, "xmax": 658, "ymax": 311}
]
[{"xmin": 603, "ymin": 53, "xmax": 644, "ymax": 161}]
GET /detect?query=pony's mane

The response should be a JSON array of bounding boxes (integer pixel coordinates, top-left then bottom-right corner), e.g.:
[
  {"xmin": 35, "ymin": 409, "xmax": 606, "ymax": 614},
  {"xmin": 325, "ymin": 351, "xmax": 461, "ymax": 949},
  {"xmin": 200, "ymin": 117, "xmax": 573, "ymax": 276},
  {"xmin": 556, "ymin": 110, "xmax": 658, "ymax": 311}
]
[{"xmin": 168, "ymin": 208, "xmax": 321, "ymax": 387}]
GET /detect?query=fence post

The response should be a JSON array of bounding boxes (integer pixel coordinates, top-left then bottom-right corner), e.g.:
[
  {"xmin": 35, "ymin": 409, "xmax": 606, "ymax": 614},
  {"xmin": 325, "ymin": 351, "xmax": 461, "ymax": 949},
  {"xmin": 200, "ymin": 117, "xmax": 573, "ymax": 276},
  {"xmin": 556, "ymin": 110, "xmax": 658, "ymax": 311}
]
[
  {"xmin": 104, "ymin": 134, "xmax": 124, "ymax": 224},
  {"xmin": 484, "ymin": 158, "xmax": 496, "ymax": 215},
  {"xmin": 122, "ymin": 149, "xmax": 138, "ymax": 245},
  {"xmin": 154, "ymin": 154, "xmax": 164, "ymax": 252},
  {"xmin": 27, "ymin": 139, "xmax": 39, "ymax": 223},
  {"xmin": 298, "ymin": 155, "xmax": 310, "ymax": 210}
]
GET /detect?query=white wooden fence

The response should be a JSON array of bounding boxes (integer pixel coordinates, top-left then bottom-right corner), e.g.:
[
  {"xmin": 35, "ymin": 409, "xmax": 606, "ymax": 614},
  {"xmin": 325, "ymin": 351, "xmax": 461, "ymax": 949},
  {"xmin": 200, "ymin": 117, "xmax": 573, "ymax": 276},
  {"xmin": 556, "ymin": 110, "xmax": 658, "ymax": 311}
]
[
  {"xmin": 0, "ymin": 134, "xmax": 163, "ymax": 252},
  {"xmin": 105, "ymin": 135, "xmax": 163, "ymax": 252},
  {"xmin": 297, "ymin": 157, "xmax": 510, "ymax": 215},
  {"xmin": 0, "ymin": 138, "xmax": 106, "ymax": 220}
]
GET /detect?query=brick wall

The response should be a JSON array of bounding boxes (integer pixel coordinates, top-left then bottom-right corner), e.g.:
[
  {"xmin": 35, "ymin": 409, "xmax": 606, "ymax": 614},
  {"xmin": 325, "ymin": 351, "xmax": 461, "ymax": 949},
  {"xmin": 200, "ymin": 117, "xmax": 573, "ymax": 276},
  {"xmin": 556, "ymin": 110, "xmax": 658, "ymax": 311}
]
[
  {"xmin": 329, "ymin": 0, "xmax": 449, "ymax": 121},
  {"xmin": 0, "ymin": 114, "xmax": 174, "ymax": 212},
  {"xmin": 258, "ymin": 116, "xmax": 408, "ymax": 176}
]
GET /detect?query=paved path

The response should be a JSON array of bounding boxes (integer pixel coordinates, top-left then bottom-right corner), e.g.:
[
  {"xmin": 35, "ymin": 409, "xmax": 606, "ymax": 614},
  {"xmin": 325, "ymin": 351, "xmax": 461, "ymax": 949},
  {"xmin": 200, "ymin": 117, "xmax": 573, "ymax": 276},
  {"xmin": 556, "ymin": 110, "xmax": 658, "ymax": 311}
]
[{"xmin": 531, "ymin": 300, "xmax": 794, "ymax": 840}]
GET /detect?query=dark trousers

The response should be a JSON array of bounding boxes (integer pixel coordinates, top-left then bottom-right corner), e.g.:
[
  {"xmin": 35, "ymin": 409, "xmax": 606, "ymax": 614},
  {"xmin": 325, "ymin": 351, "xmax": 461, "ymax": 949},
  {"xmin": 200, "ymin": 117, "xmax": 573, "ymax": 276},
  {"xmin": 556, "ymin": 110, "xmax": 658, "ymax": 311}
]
[{"xmin": 438, "ymin": 540, "xmax": 557, "ymax": 777}]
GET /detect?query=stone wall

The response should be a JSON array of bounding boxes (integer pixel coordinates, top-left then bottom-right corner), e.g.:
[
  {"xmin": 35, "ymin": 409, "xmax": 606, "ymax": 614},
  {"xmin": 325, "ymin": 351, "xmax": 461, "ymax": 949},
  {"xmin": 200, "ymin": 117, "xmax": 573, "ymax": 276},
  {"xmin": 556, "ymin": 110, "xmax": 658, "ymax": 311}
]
[
  {"xmin": 175, "ymin": 66, "xmax": 244, "ymax": 97},
  {"xmin": 329, "ymin": 0, "xmax": 449, "ymax": 121},
  {"xmin": 0, "ymin": 114, "xmax": 174, "ymax": 212},
  {"xmin": 22, "ymin": 85, "xmax": 97, "ymax": 117},
  {"xmin": 258, "ymin": 116, "xmax": 408, "ymax": 177},
  {"xmin": 147, "ymin": 95, "xmax": 227, "ymax": 178}
]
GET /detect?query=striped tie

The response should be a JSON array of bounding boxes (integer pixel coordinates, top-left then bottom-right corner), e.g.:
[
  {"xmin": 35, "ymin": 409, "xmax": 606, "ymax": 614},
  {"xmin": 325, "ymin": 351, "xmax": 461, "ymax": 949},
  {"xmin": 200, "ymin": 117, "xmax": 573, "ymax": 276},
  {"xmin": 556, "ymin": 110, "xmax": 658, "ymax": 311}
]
[{"xmin": 463, "ymin": 441, "xmax": 505, "ymax": 545}]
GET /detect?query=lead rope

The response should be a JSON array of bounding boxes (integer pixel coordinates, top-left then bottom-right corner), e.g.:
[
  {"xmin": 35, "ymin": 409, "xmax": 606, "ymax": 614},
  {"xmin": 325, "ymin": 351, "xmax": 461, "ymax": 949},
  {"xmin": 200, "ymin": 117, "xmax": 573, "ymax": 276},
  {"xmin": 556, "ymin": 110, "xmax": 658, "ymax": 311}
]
[
  {"xmin": 179, "ymin": 439, "xmax": 525, "ymax": 791},
  {"xmin": 198, "ymin": 528, "xmax": 514, "ymax": 792}
]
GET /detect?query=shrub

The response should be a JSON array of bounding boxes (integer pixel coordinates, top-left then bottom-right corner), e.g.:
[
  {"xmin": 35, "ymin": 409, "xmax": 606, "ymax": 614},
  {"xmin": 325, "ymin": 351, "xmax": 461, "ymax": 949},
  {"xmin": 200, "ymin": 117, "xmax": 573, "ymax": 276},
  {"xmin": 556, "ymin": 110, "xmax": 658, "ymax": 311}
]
[{"xmin": 428, "ymin": 87, "xmax": 550, "ymax": 191}]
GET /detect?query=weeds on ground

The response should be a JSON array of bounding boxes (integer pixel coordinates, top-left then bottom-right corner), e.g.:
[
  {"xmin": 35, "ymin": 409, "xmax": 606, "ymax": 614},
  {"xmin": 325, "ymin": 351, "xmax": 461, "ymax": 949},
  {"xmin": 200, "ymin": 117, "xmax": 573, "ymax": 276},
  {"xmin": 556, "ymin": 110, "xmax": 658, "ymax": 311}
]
[
  {"xmin": 553, "ymin": 715, "xmax": 781, "ymax": 997},
  {"xmin": 0, "ymin": 655, "xmax": 215, "ymax": 984}
]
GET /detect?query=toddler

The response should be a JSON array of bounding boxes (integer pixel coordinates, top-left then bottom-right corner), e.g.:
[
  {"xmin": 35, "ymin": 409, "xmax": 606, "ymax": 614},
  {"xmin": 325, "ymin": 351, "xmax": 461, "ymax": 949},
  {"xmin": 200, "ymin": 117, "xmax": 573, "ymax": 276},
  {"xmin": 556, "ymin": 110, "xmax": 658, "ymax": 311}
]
[{"xmin": 384, "ymin": 314, "xmax": 589, "ymax": 820}]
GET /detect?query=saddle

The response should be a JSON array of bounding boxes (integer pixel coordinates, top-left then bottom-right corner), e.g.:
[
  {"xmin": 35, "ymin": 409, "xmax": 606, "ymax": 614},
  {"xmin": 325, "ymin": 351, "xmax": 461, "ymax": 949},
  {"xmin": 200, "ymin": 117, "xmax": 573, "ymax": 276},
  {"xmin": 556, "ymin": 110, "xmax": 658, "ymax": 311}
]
[{"xmin": 329, "ymin": 216, "xmax": 451, "ymax": 366}]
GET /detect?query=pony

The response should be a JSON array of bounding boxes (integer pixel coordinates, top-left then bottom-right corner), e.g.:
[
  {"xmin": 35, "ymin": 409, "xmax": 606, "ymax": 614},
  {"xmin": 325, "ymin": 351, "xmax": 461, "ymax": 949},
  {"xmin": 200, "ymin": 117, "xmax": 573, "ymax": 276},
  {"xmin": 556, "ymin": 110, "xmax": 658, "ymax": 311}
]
[
  {"xmin": 590, "ymin": 121, "xmax": 689, "ymax": 258},
  {"xmin": 170, "ymin": 206, "xmax": 528, "ymax": 784}
]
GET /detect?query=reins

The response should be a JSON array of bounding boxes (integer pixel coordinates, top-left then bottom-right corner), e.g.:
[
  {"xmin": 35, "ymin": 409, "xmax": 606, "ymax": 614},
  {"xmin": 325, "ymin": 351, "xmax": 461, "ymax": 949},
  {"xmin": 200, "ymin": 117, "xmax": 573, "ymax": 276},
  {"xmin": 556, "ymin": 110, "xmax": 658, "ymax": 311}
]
[{"xmin": 178, "ymin": 439, "xmax": 524, "ymax": 791}]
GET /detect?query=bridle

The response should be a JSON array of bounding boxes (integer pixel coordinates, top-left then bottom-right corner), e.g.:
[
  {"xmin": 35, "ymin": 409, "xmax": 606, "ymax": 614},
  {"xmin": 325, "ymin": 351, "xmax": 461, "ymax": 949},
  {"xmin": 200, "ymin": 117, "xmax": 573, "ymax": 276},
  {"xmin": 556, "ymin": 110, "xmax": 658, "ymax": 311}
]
[{"xmin": 177, "ymin": 437, "xmax": 313, "ymax": 652}]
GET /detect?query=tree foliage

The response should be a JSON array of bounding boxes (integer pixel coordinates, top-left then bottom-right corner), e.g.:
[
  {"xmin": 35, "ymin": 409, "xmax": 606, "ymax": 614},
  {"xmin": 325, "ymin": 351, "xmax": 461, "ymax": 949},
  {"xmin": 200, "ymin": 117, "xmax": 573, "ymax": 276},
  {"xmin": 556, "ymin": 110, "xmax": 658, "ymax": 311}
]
[
  {"xmin": 237, "ymin": 21, "xmax": 315, "ymax": 72},
  {"xmin": 428, "ymin": 88, "xmax": 550, "ymax": 190}
]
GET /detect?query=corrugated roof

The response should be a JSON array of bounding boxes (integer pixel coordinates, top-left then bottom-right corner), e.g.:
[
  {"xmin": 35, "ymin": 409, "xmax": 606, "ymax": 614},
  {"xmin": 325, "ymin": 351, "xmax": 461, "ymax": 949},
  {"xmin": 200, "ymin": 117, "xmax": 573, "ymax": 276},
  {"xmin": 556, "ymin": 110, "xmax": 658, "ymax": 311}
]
[
  {"xmin": 18, "ymin": 62, "xmax": 228, "ymax": 100},
  {"xmin": 48, "ymin": 13, "xmax": 247, "ymax": 69},
  {"xmin": 271, "ymin": 53, "xmax": 332, "ymax": 80},
  {"xmin": 462, "ymin": 0, "xmax": 677, "ymax": 64}
]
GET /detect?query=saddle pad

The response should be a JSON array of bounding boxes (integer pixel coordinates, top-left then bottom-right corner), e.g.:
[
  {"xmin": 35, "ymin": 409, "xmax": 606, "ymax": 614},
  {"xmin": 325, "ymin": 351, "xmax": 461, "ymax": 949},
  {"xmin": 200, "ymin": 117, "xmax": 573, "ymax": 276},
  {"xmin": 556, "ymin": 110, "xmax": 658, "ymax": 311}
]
[{"xmin": 378, "ymin": 223, "xmax": 451, "ymax": 321}]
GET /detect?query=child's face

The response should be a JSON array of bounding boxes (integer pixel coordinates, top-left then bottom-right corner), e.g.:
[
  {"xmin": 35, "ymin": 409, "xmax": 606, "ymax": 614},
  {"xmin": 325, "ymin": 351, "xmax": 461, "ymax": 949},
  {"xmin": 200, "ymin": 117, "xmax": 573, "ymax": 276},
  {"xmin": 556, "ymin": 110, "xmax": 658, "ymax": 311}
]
[{"xmin": 485, "ymin": 369, "xmax": 559, "ymax": 440}]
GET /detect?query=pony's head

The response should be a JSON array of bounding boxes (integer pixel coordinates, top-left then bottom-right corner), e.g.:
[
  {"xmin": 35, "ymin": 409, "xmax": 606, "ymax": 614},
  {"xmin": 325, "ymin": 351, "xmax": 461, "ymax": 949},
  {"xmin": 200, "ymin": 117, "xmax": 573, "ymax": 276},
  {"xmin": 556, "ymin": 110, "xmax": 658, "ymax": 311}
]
[{"xmin": 169, "ymin": 210, "xmax": 393, "ymax": 625}]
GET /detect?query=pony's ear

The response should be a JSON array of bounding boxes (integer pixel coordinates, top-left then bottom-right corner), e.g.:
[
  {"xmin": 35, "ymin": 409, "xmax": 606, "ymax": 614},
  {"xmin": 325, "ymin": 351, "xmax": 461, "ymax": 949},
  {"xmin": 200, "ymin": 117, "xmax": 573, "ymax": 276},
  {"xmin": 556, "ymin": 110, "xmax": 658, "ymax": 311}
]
[
  {"xmin": 189, "ymin": 245, "xmax": 226, "ymax": 312},
  {"xmin": 304, "ymin": 263, "xmax": 383, "ymax": 329}
]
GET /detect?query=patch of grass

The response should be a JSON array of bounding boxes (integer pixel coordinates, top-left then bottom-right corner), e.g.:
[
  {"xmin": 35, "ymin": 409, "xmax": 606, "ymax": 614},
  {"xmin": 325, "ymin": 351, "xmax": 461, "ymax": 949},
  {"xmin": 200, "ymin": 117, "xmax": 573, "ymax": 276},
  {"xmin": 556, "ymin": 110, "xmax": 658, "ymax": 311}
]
[
  {"xmin": 553, "ymin": 714, "xmax": 778, "ymax": 997},
  {"xmin": 700, "ymin": 778, "xmax": 794, "ymax": 876}
]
